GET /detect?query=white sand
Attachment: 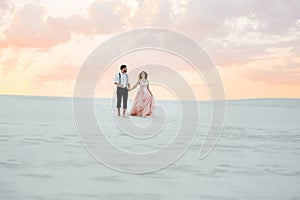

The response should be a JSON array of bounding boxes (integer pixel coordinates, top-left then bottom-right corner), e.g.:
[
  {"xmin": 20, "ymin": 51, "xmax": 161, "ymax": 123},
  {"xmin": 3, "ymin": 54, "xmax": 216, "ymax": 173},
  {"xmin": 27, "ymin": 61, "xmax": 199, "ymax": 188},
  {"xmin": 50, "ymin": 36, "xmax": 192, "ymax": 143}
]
[{"xmin": 0, "ymin": 95, "xmax": 299, "ymax": 199}]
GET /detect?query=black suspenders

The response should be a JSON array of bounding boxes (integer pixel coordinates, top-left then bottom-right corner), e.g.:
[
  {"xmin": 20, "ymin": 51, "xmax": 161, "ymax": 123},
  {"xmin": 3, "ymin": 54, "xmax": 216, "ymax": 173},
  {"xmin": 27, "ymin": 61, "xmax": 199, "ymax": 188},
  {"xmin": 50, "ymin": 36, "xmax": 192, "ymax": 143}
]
[{"xmin": 119, "ymin": 73, "xmax": 128, "ymax": 87}]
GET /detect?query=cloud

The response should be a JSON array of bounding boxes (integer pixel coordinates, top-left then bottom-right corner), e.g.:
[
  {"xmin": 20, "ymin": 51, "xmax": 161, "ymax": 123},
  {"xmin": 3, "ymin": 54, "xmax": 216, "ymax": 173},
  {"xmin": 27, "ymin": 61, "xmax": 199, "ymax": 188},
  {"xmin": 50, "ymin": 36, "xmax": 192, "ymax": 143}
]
[
  {"xmin": 175, "ymin": 0, "xmax": 300, "ymax": 37},
  {"xmin": 243, "ymin": 59, "xmax": 300, "ymax": 85},
  {"xmin": 126, "ymin": 0, "xmax": 161, "ymax": 27},
  {"xmin": 183, "ymin": 0, "xmax": 300, "ymax": 66},
  {"xmin": 66, "ymin": 0, "xmax": 129, "ymax": 35},
  {"xmin": 1, "ymin": 0, "xmax": 300, "ymax": 99},
  {"xmin": 1, "ymin": 0, "xmax": 300, "ymax": 68},
  {"xmin": 0, "ymin": 0, "xmax": 14, "ymax": 23},
  {"xmin": 253, "ymin": 0, "xmax": 300, "ymax": 35},
  {"xmin": 35, "ymin": 65, "xmax": 80, "ymax": 86},
  {"xmin": 0, "ymin": 0, "xmax": 128, "ymax": 48},
  {"xmin": 0, "ymin": 56, "xmax": 18, "ymax": 76},
  {"xmin": 202, "ymin": 34, "xmax": 294, "ymax": 66},
  {"xmin": 0, "ymin": 3, "xmax": 72, "ymax": 48},
  {"xmin": 0, "ymin": 56, "xmax": 35, "ymax": 76},
  {"xmin": 84, "ymin": 0, "xmax": 126, "ymax": 34},
  {"xmin": 144, "ymin": 0, "xmax": 173, "ymax": 27},
  {"xmin": 126, "ymin": 0, "xmax": 300, "ymax": 67}
]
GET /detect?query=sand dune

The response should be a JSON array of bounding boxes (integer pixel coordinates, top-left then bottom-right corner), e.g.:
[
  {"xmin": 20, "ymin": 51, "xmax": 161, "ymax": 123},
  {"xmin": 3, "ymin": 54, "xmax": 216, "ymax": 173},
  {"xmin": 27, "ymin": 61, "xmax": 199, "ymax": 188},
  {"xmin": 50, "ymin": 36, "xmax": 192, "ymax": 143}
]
[{"xmin": 0, "ymin": 95, "xmax": 299, "ymax": 199}]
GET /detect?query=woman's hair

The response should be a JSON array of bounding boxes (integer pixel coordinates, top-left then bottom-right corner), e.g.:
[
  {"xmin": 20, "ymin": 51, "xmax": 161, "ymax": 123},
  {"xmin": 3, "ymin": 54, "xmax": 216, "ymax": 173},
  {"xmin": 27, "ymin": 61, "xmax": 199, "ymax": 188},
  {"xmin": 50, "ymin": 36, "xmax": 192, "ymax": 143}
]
[{"xmin": 139, "ymin": 71, "xmax": 148, "ymax": 79}]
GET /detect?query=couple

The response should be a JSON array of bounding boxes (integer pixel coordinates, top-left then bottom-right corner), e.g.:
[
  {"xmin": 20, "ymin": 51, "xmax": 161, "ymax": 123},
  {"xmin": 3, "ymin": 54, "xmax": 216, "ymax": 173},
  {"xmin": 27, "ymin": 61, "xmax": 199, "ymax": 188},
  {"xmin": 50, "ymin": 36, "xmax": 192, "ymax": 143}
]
[{"xmin": 114, "ymin": 65, "xmax": 155, "ymax": 118}]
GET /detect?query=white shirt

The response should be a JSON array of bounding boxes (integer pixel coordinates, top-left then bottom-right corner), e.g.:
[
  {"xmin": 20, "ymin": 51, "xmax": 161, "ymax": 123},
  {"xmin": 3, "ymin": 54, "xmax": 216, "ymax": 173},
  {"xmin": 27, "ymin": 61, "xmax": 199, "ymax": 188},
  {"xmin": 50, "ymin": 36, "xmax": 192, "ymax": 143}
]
[{"xmin": 114, "ymin": 72, "xmax": 130, "ymax": 88}]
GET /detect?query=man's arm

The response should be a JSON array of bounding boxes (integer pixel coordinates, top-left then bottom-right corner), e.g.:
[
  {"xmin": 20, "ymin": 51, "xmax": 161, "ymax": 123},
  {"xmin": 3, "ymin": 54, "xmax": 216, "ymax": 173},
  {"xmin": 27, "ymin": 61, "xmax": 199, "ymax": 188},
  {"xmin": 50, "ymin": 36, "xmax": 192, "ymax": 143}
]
[
  {"xmin": 113, "ymin": 74, "xmax": 118, "ymax": 85},
  {"xmin": 114, "ymin": 74, "xmax": 124, "ymax": 87}
]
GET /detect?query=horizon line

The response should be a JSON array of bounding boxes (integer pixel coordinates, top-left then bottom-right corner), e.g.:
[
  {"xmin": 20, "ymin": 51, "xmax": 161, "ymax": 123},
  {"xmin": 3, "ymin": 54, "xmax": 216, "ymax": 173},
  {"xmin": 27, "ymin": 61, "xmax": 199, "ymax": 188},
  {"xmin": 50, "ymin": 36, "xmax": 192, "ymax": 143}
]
[{"xmin": 0, "ymin": 94, "xmax": 299, "ymax": 101}]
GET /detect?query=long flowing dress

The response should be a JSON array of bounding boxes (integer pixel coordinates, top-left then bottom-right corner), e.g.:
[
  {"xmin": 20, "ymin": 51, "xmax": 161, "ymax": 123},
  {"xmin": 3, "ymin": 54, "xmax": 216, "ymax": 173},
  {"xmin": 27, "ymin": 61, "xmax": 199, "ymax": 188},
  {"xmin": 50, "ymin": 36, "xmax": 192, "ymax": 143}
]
[{"xmin": 130, "ymin": 79, "xmax": 155, "ymax": 117}]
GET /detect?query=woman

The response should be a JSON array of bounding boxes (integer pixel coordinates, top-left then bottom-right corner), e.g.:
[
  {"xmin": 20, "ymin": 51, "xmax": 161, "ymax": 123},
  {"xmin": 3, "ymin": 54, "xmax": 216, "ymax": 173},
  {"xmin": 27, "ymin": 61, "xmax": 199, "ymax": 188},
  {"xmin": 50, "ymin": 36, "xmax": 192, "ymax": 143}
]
[{"xmin": 128, "ymin": 71, "xmax": 155, "ymax": 117}]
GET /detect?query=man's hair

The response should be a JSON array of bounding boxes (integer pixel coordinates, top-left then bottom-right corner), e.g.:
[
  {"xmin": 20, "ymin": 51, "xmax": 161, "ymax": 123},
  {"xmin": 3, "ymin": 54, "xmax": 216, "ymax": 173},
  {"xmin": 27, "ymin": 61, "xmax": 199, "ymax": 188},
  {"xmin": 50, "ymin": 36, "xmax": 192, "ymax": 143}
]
[{"xmin": 120, "ymin": 65, "xmax": 127, "ymax": 70}]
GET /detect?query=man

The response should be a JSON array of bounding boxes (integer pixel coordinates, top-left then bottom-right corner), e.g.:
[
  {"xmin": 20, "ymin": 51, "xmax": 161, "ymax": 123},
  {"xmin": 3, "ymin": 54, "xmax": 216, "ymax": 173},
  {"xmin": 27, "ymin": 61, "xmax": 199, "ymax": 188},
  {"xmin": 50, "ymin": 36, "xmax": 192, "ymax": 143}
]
[{"xmin": 114, "ymin": 65, "xmax": 130, "ymax": 117}]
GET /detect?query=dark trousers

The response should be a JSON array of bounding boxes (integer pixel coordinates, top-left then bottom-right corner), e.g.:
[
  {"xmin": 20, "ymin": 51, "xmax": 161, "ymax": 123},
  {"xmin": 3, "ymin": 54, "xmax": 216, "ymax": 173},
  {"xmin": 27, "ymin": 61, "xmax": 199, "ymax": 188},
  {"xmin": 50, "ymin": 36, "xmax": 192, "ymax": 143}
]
[{"xmin": 116, "ymin": 87, "xmax": 128, "ymax": 109}]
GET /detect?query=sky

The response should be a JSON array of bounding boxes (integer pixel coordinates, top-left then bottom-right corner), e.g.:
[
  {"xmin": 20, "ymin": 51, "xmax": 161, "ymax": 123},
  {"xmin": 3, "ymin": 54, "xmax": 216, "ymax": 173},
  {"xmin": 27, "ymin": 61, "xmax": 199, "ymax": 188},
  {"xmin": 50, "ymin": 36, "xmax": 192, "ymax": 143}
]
[{"xmin": 0, "ymin": 0, "xmax": 300, "ymax": 100}]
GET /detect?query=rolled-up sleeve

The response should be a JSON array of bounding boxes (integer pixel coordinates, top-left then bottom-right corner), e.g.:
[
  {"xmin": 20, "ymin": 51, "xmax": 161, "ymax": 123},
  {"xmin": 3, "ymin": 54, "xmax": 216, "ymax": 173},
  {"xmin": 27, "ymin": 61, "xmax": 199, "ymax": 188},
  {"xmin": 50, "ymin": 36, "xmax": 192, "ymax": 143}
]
[{"xmin": 114, "ymin": 73, "xmax": 118, "ymax": 83}]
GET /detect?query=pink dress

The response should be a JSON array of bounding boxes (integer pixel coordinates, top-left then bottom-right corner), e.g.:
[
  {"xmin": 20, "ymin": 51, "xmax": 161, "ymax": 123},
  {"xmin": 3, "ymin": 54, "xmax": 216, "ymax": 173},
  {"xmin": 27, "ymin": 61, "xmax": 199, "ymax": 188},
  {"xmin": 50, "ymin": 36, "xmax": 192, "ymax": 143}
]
[{"xmin": 130, "ymin": 79, "xmax": 155, "ymax": 117}]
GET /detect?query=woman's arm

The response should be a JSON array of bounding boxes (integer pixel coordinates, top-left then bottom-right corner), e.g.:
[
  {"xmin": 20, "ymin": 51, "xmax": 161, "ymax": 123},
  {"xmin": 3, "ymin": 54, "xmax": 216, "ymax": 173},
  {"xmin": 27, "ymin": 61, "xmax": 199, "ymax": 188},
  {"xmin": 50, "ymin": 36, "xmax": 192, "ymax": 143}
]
[
  {"xmin": 128, "ymin": 80, "xmax": 139, "ymax": 91},
  {"xmin": 147, "ymin": 82, "xmax": 153, "ymax": 96}
]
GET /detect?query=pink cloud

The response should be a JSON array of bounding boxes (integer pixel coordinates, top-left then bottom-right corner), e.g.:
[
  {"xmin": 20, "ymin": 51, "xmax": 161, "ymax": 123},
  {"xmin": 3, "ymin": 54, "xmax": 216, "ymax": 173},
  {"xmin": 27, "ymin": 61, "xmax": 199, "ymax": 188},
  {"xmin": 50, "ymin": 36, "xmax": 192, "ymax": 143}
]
[
  {"xmin": 176, "ymin": 0, "xmax": 300, "ymax": 36},
  {"xmin": 0, "ymin": 1, "xmax": 128, "ymax": 48},
  {"xmin": 243, "ymin": 60, "xmax": 300, "ymax": 85},
  {"xmin": 0, "ymin": 56, "xmax": 35, "ymax": 76},
  {"xmin": 131, "ymin": 0, "xmax": 173, "ymax": 28},
  {"xmin": 0, "ymin": 4, "xmax": 72, "ymax": 48},
  {"xmin": 0, "ymin": 0, "xmax": 14, "ymax": 23},
  {"xmin": 0, "ymin": 0, "xmax": 299, "ymax": 75},
  {"xmin": 1, "ymin": 56, "xmax": 18, "ymax": 76},
  {"xmin": 35, "ymin": 65, "xmax": 80, "ymax": 86},
  {"xmin": 1, "ymin": 0, "xmax": 300, "ymax": 50},
  {"xmin": 85, "ymin": 0, "xmax": 125, "ymax": 34}
]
